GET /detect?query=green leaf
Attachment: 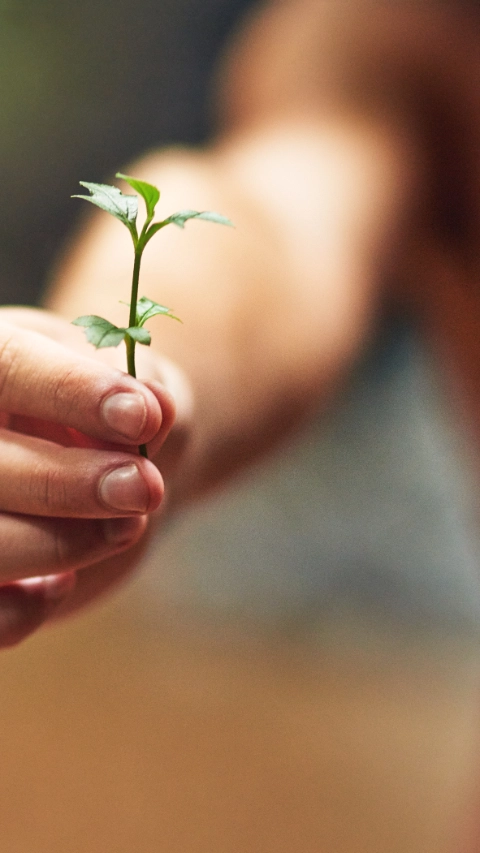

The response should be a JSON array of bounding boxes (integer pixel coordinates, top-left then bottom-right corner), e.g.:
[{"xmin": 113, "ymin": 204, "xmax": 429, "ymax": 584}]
[
  {"xmin": 161, "ymin": 210, "xmax": 234, "ymax": 230},
  {"xmin": 116, "ymin": 173, "xmax": 160, "ymax": 221},
  {"xmin": 136, "ymin": 295, "xmax": 182, "ymax": 326},
  {"xmin": 189, "ymin": 211, "xmax": 234, "ymax": 227},
  {"xmin": 72, "ymin": 315, "xmax": 127, "ymax": 349},
  {"xmin": 142, "ymin": 209, "xmax": 234, "ymax": 247},
  {"xmin": 126, "ymin": 326, "xmax": 151, "ymax": 346},
  {"xmin": 72, "ymin": 181, "xmax": 138, "ymax": 231}
]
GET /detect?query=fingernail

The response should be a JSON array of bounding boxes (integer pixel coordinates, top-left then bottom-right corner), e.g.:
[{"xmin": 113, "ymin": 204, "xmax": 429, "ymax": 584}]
[
  {"xmin": 99, "ymin": 464, "xmax": 149, "ymax": 513},
  {"xmin": 101, "ymin": 392, "xmax": 147, "ymax": 440},
  {"xmin": 103, "ymin": 516, "xmax": 145, "ymax": 547}
]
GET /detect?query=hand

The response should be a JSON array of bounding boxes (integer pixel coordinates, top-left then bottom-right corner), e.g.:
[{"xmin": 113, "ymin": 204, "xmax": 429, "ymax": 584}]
[{"xmin": 0, "ymin": 307, "xmax": 181, "ymax": 647}]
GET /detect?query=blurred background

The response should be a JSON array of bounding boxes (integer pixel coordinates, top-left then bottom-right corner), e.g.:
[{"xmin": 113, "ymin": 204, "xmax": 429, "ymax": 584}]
[
  {"xmin": 1, "ymin": 1, "xmax": 480, "ymax": 851},
  {"xmin": 0, "ymin": 0, "xmax": 255, "ymax": 304}
]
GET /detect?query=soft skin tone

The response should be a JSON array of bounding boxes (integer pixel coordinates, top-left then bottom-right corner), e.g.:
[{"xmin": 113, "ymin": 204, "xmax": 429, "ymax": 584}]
[
  {"xmin": 0, "ymin": 308, "xmax": 177, "ymax": 645},
  {"xmin": 2, "ymin": 0, "xmax": 480, "ymax": 645}
]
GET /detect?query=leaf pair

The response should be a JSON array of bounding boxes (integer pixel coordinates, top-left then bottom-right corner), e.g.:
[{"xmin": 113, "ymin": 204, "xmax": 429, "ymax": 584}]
[
  {"xmin": 72, "ymin": 297, "xmax": 180, "ymax": 349},
  {"xmin": 72, "ymin": 315, "xmax": 149, "ymax": 349},
  {"xmin": 73, "ymin": 173, "xmax": 233, "ymax": 248}
]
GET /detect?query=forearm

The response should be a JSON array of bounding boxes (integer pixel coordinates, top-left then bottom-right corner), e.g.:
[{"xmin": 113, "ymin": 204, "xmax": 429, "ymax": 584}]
[{"xmin": 46, "ymin": 115, "xmax": 418, "ymax": 503}]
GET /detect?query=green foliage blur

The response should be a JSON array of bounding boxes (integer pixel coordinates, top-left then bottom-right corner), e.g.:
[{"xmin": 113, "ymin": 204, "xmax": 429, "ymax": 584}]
[{"xmin": 0, "ymin": 0, "xmax": 252, "ymax": 304}]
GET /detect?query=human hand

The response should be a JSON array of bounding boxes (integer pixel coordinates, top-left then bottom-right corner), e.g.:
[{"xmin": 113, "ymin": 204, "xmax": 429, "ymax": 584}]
[{"xmin": 0, "ymin": 307, "xmax": 181, "ymax": 647}]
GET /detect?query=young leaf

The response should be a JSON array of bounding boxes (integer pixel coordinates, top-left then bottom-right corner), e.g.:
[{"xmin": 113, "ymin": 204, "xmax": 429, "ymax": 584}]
[
  {"xmin": 72, "ymin": 315, "xmax": 127, "ymax": 349},
  {"xmin": 126, "ymin": 326, "xmax": 151, "ymax": 345},
  {"xmin": 73, "ymin": 182, "xmax": 138, "ymax": 232},
  {"xmin": 116, "ymin": 173, "xmax": 160, "ymax": 221},
  {"xmin": 160, "ymin": 209, "xmax": 233, "ymax": 229},
  {"xmin": 136, "ymin": 295, "xmax": 182, "ymax": 326},
  {"xmin": 142, "ymin": 209, "xmax": 233, "ymax": 247}
]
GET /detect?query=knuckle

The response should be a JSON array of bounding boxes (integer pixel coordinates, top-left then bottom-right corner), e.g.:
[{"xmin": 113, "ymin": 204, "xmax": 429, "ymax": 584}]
[
  {"xmin": 45, "ymin": 468, "xmax": 69, "ymax": 515},
  {"xmin": 0, "ymin": 326, "xmax": 93, "ymax": 422},
  {"xmin": 48, "ymin": 365, "xmax": 83, "ymax": 421},
  {"xmin": 29, "ymin": 462, "xmax": 69, "ymax": 515}
]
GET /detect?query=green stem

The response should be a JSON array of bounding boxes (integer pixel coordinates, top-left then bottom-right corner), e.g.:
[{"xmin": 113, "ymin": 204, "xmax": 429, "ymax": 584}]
[
  {"xmin": 127, "ymin": 247, "xmax": 148, "ymax": 458},
  {"xmin": 129, "ymin": 249, "xmax": 142, "ymax": 328},
  {"xmin": 125, "ymin": 334, "xmax": 137, "ymax": 378}
]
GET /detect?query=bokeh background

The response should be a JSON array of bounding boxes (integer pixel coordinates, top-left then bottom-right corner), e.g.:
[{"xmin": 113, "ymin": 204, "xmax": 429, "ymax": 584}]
[
  {"xmin": 1, "ymin": 1, "xmax": 480, "ymax": 851},
  {"xmin": 0, "ymin": 0, "xmax": 254, "ymax": 305}
]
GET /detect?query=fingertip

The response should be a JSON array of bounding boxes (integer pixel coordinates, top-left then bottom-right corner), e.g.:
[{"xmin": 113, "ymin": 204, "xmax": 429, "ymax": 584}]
[
  {"xmin": 0, "ymin": 585, "xmax": 42, "ymax": 648},
  {"xmin": 0, "ymin": 572, "xmax": 77, "ymax": 649},
  {"xmin": 144, "ymin": 380, "xmax": 176, "ymax": 433},
  {"xmin": 142, "ymin": 380, "xmax": 183, "ymax": 456},
  {"xmin": 100, "ymin": 387, "xmax": 162, "ymax": 444},
  {"xmin": 20, "ymin": 572, "xmax": 77, "ymax": 609},
  {"xmin": 98, "ymin": 460, "xmax": 164, "ymax": 514},
  {"xmin": 141, "ymin": 459, "xmax": 165, "ymax": 512}
]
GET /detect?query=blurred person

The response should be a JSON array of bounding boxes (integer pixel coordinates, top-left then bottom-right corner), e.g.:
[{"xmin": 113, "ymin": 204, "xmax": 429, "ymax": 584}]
[
  {"xmin": 0, "ymin": 0, "xmax": 480, "ymax": 652},
  {"xmin": 1, "ymin": 5, "xmax": 480, "ymax": 852},
  {"xmin": 47, "ymin": 0, "xmax": 480, "ymax": 618}
]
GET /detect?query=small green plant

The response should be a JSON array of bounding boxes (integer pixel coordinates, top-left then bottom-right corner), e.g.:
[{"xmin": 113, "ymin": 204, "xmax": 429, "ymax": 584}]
[{"xmin": 72, "ymin": 173, "xmax": 232, "ymax": 457}]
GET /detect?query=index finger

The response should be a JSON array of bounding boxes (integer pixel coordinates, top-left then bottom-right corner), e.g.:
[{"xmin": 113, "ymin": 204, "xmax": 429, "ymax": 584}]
[{"xmin": 0, "ymin": 321, "xmax": 165, "ymax": 446}]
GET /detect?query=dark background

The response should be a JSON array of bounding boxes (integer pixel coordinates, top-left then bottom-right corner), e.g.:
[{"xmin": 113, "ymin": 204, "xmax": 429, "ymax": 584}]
[{"xmin": 0, "ymin": 0, "xmax": 255, "ymax": 305}]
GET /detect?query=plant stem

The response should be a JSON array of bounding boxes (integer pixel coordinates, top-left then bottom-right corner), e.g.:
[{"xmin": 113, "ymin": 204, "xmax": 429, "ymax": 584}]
[
  {"xmin": 129, "ymin": 250, "xmax": 142, "ymax": 328},
  {"xmin": 125, "ymin": 334, "xmax": 137, "ymax": 378},
  {"xmin": 127, "ymin": 247, "xmax": 148, "ymax": 458}
]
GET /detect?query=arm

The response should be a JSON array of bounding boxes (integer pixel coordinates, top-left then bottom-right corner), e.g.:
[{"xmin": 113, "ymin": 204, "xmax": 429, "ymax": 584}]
[
  {"xmin": 51, "ymin": 0, "xmax": 480, "ymax": 500},
  {"xmin": 47, "ymin": 119, "xmax": 418, "ymax": 503},
  {"xmin": 42, "ymin": 0, "xmax": 480, "ymax": 619}
]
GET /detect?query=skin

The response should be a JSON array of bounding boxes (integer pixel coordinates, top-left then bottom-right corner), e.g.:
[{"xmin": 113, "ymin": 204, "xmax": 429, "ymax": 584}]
[
  {"xmin": 0, "ymin": 308, "xmax": 178, "ymax": 643},
  {"xmin": 1, "ymin": 0, "xmax": 479, "ymax": 644}
]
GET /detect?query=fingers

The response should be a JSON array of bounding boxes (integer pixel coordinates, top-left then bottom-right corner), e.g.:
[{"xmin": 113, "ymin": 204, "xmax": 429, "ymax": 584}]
[
  {"xmin": 0, "ymin": 430, "xmax": 163, "ymax": 517},
  {"xmin": 0, "ymin": 513, "xmax": 148, "ymax": 584},
  {"xmin": 3, "ymin": 525, "xmax": 153, "ymax": 640},
  {"xmin": 0, "ymin": 312, "xmax": 183, "ymax": 647},
  {"xmin": 0, "ymin": 573, "xmax": 76, "ymax": 649},
  {"xmin": 0, "ymin": 320, "xmax": 168, "ymax": 447}
]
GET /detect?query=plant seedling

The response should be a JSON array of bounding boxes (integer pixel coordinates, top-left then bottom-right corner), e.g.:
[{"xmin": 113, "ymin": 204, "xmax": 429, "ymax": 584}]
[{"xmin": 72, "ymin": 172, "xmax": 232, "ymax": 457}]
